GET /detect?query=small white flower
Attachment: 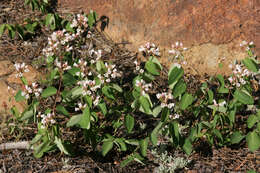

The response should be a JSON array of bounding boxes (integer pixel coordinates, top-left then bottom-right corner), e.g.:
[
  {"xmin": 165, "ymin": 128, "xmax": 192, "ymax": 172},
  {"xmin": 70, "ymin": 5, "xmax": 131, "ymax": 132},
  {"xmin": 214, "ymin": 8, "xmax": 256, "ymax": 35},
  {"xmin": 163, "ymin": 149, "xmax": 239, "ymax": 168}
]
[
  {"xmin": 173, "ymin": 114, "xmax": 180, "ymax": 119},
  {"xmin": 219, "ymin": 101, "xmax": 226, "ymax": 107},
  {"xmin": 249, "ymin": 41, "xmax": 254, "ymax": 45},
  {"xmin": 167, "ymin": 103, "xmax": 175, "ymax": 109}
]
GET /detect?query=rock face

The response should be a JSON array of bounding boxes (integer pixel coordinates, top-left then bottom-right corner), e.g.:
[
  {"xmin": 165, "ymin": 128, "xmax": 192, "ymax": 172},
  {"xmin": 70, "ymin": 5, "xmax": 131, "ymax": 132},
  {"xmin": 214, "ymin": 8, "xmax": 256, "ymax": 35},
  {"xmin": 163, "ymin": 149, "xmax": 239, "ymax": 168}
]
[
  {"xmin": 0, "ymin": 60, "xmax": 40, "ymax": 114},
  {"xmin": 58, "ymin": 0, "xmax": 259, "ymax": 75}
]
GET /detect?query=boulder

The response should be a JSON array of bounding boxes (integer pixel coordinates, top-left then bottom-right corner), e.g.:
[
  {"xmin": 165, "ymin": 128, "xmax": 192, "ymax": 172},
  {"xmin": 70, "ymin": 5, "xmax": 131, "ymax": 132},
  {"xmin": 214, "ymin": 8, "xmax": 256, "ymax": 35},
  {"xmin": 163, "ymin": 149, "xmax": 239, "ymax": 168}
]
[{"xmin": 58, "ymin": 0, "xmax": 259, "ymax": 75}]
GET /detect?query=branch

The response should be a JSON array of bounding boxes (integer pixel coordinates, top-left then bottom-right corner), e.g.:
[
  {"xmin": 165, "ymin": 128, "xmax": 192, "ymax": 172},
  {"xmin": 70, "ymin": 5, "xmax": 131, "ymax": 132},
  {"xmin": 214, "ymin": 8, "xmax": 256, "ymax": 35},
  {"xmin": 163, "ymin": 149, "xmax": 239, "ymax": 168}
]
[{"xmin": 0, "ymin": 141, "xmax": 33, "ymax": 150}]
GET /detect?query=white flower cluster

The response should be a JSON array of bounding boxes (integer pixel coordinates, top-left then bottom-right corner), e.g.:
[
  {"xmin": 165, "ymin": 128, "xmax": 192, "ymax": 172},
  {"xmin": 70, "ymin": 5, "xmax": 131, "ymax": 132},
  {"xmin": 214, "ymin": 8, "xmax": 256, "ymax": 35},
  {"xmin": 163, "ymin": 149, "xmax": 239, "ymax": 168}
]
[
  {"xmin": 168, "ymin": 41, "xmax": 187, "ymax": 59},
  {"xmin": 73, "ymin": 58, "xmax": 92, "ymax": 77},
  {"xmin": 38, "ymin": 112, "xmax": 56, "ymax": 128},
  {"xmin": 70, "ymin": 14, "xmax": 88, "ymax": 28},
  {"xmin": 103, "ymin": 62, "xmax": 122, "ymax": 80},
  {"xmin": 42, "ymin": 29, "xmax": 76, "ymax": 57},
  {"xmin": 240, "ymin": 40, "xmax": 254, "ymax": 50},
  {"xmin": 89, "ymin": 49, "xmax": 102, "ymax": 63},
  {"xmin": 169, "ymin": 113, "xmax": 180, "ymax": 120},
  {"xmin": 22, "ymin": 82, "xmax": 43, "ymax": 99},
  {"xmin": 213, "ymin": 99, "xmax": 226, "ymax": 107},
  {"xmin": 139, "ymin": 42, "xmax": 161, "ymax": 56},
  {"xmin": 156, "ymin": 92, "xmax": 175, "ymax": 109},
  {"xmin": 228, "ymin": 64, "xmax": 252, "ymax": 87},
  {"xmin": 55, "ymin": 59, "xmax": 72, "ymax": 71},
  {"xmin": 135, "ymin": 79, "xmax": 152, "ymax": 95},
  {"xmin": 14, "ymin": 62, "xmax": 30, "ymax": 78},
  {"xmin": 77, "ymin": 79, "xmax": 101, "ymax": 106},
  {"xmin": 75, "ymin": 101, "xmax": 87, "ymax": 111},
  {"xmin": 134, "ymin": 60, "xmax": 144, "ymax": 74}
]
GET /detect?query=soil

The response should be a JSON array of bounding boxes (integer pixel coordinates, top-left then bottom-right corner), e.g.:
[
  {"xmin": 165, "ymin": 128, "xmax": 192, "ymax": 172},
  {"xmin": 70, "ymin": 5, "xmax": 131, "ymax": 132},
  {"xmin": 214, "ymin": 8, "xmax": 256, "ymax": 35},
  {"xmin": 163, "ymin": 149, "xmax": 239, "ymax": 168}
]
[{"xmin": 0, "ymin": 0, "xmax": 259, "ymax": 172}]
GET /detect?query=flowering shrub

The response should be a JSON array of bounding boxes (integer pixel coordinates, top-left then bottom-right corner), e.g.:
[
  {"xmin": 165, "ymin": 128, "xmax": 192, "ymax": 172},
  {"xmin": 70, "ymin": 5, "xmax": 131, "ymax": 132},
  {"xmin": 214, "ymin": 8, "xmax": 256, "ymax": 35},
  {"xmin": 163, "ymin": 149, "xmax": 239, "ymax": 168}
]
[{"xmin": 2, "ymin": 4, "xmax": 260, "ymax": 167}]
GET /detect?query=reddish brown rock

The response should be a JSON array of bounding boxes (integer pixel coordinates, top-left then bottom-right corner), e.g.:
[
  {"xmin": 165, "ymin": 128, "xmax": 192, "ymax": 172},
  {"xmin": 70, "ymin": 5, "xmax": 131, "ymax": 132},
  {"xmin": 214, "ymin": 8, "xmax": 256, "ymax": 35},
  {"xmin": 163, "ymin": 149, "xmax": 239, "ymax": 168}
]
[{"xmin": 58, "ymin": 0, "xmax": 259, "ymax": 74}]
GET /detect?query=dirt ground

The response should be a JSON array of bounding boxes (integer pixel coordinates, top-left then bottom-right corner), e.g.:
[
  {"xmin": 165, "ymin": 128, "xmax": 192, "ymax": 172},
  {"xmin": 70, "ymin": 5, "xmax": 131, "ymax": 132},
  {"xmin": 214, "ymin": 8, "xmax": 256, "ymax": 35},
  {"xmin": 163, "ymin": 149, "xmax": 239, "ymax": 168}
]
[{"xmin": 0, "ymin": 0, "xmax": 259, "ymax": 172}]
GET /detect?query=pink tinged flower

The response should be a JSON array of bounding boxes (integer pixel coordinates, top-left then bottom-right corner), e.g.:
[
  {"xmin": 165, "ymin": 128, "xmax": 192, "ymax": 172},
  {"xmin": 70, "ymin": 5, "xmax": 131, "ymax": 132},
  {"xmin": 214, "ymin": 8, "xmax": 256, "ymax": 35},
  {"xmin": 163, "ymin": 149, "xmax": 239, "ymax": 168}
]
[
  {"xmin": 156, "ymin": 93, "xmax": 162, "ymax": 99},
  {"xmin": 228, "ymin": 77, "xmax": 233, "ymax": 83},
  {"xmin": 213, "ymin": 99, "xmax": 218, "ymax": 106},
  {"xmin": 236, "ymin": 83, "xmax": 241, "ymax": 87},
  {"xmin": 240, "ymin": 40, "xmax": 248, "ymax": 47},
  {"xmin": 160, "ymin": 103, "xmax": 167, "ymax": 108},
  {"xmin": 173, "ymin": 114, "xmax": 180, "ymax": 119}
]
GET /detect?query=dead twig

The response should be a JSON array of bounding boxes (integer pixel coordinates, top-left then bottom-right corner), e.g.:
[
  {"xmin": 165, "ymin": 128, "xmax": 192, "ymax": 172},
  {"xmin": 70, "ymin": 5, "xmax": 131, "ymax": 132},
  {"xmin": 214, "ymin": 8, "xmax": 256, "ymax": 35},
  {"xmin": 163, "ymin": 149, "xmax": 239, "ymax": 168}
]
[{"xmin": 0, "ymin": 141, "xmax": 33, "ymax": 150}]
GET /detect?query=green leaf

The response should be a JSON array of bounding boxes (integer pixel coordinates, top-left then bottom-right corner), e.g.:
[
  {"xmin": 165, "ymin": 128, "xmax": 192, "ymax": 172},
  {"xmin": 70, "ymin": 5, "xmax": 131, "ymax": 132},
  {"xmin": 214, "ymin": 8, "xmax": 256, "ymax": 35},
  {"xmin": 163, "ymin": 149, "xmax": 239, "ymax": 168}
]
[
  {"xmin": 230, "ymin": 131, "xmax": 244, "ymax": 144},
  {"xmin": 66, "ymin": 114, "xmax": 81, "ymax": 127},
  {"xmin": 56, "ymin": 105, "xmax": 69, "ymax": 117},
  {"xmin": 247, "ymin": 115, "xmax": 258, "ymax": 128},
  {"xmin": 161, "ymin": 107, "xmax": 169, "ymax": 122},
  {"xmin": 54, "ymin": 137, "xmax": 70, "ymax": 155},
  {"xmin": 102, "ymin": 86, "xmax": 115, "ymax": 99},
  {"xmin": 234, "ymin": 89, "xmax": 254, "ymax": 105},
  {"xmin": 15, "ymin": 90, "xmax": 25, "ymax": 102},
  {"xmin": 124, "ymin": 139, "xmax": 139, "ymax": 146},
  {"xmin": 246, "ymin": 131, "xmax": 260, "ymax": 152},
  {"xmin": 111, "ymin": 83, "xmax": 123, "ymax": 92},
  {"xmin": 213, "ymin": 129, "xmax": 223, "ymax": 142},
  {"xmin": 63, "ymin": 73, "xmax": 77, "ymax": 86},
  {"xmin": 0, "ymin": 24, "xmax": 6, "ymax": 37},
  {"xmin": 79, "ymin": 107, "xmax": 91, "ymax": 129},
  {"xmin": 30, "ymin": 134, "xmax": 42, "ymax": 146},
  {"xmin": 7, "ymin": 25, "xmax": 16, "ymax": 39},
  {"xmin": 207, "ymin": 89, "xmax": 214, "ymax": 104},
  {"xmin": 41, "ymin": 86, "xmax": 57, "ymax": 98},
  {"xmin": 173, "ymin": 79, "xmax": 186, "ymax": 98},
  {"xmin": 228, "ymin": 109, "xmax": 236, "ymax": 125},
  {"xmin": 102, "ymin": 140, "xmax": 113, "ymax": 156},
  {"xmin": 152, "ymin": 106, "xmax": 162, "ymax": 118},
  {"xmin": 149, "ymin": 56, "xmax": 162, "ymax": 70},
  {"xmin": 217, "ymin": 74, "xmax": 229, "ymax": 93},
  {"xmin": 169, "ymin": 121, "xmax": 180, "ymax": 146},
  {"xmin": 150, "ymin": 122, "xmax": 163, "ymax": 146},
  {"xmin": 84, "ymin": 95, "xmax": 93, "ymax": 108},
  {"xmin": 11, "ymin": 106, "xmax": 20, "ymax": 119},
  {"xmin": 168, "ymin": 65, "xmax": 184, "ymax": 89},
  {"xmin": 120, "ymin": 155, "xmax": 134, "ymax": 167},
  {"xmin": 88, "ymin": 11, "xmax": 97, "ymax": 28},
  {"xmin": 242, "ymin": 58, "xmax": 258, "ymax": 73},
  {"xmin": 96, "ymin": 60, "xmax": 105, "ymax": 72},
  {"xmin": 45, "ymin": 13, "xmax": 56, "ymax": 30},
  {"xmin": 98, "ymin": 101, "xmax": 107, "ymax": 116},
  {"xmin": 182, "ymin": 139, "xmax": 192, "ymax": 155},
  {"xmin": 139, "ymin": 138, "xmax": 149, "ymax": 157},
  {"xmin": 115, "ymin": 138, "xmax": 127, "ymax": 151},
  {"xmin": 20, "ymin": 109, "xmax": 34, "ymax": 121},
  {"xmin": 180, "ymin": 93, "xmax": 194, "ymax": 110},
  {"xmin": 247, "ymin": 170, "xmax": 256, "ymax": 173},
  {"xmin": 15, "ymin": 25, "xmax": 24, "ymax": 39},
  {"xmin": 124, "ymin": 114, "xmax": 134, "ymax": 133},
  {"xmin": 139, "ymin": 96, "xmax": 151, "ymax": 114},
  {"xmin": 145, "ymin": 60, "xmax": 160, "ymax": 75}
]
